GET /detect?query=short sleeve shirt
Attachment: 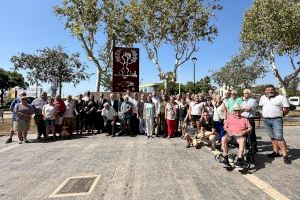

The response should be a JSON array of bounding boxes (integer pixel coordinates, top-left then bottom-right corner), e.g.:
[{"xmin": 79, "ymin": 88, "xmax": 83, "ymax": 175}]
[
  {"xmin": 259, "ymin": 95, "xmax": 289, "ymax": 118},
  {"xmin": 226, "ymin": 97, "xmax": 243, "ymax": 113},
  {"xmin": 241, "ymin": 98, "xmax": 258, "ymax": 118},
  {"xmin": 200, "ymin": 118, "xmax": 215, "ymax": 132}
]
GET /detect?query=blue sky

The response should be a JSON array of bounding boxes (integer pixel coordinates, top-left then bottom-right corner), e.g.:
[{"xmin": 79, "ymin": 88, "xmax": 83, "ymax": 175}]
[{"xmin": 0, "ymin": 0, "xmax": 293, "ymax": 96}]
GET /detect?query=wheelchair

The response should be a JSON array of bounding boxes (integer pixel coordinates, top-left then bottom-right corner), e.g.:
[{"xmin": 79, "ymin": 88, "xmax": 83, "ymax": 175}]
[{"xmin": 215, "ymin": 134, "xmax": 256, "ymax": 170}]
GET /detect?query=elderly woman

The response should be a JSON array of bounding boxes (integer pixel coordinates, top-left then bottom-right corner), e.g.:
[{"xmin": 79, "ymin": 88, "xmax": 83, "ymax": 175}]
[
  {"xmin": 42, "ymin": 98, "xmax": 57, "ymax": 141},
  {"xmin": 14, "ymin": 96, "xmax": 34, "ymax": 144},
  {"xmin": 165, "ymin": 96, "xmax": 179, "ymax": 138},
  {"xmin": 143, "ymin": 95, "xmax": 156, "ymax": 138},
  {"xmin": 54, "ymin": 95, "xmax": 66, "ymax": 137}
]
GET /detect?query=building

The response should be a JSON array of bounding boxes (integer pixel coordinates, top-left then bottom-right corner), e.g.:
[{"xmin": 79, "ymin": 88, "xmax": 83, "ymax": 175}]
[
  {"xmin": 139, "ymin": 83, "xmax": 160, "ymax": 93},
  {"xmin": 8, "ymin": 86, "xmax": 43, "ymax": 98}
]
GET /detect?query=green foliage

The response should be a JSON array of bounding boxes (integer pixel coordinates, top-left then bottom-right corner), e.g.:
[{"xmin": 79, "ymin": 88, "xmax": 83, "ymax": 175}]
[
  {"xmin": 0, "ymin": 68, "xmax": 28, "ymax": 105},
  {"xmin": 241, "ymin": 0, "xmax": 300, "ymax": 94},
  {"xmin": 11, "ymin": 46, "xmax": 90, "ymax": 95},
  {"xmin": 211, "ymin": 51, "xmax": 267, "ymax": 88},
  {"xmin": 127, "ymin": 0, "xmax": 221, "ymax": 94},
  {"xmin": 54, "ymin": 0, "xmax": 141, "ymax": 91}
]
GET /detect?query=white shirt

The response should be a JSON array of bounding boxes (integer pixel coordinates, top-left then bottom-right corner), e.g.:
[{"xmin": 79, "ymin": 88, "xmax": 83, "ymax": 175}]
[
  {"xmin": 259, "ymin": 95, "xmax": 289, "ymax": 118},
  {"xmin": 241, "ymin": 98, "xmax": 258, "ymax": 118},
  {"xmin": 130, "ymin": 98, "xmax": 138, "ymax": 114},
  {"xmin": 213, "ymin": 102, "xmax": 226, "ymax": 121},
  {"xmin": 64, "ymin": 100, "xmax": 75, "ymax": 118},
  {"xmin": 190, "ymin": 102, "xmax": 204, "ymax": 116},
  {"xmin": 152, "ymin": 96, "xmax": 161, "ymax": 115},
  {"xmin": 43, "ymin": 104, "xmax": 56, "ymax": 119},
  {"xmin": 102, "ymin": 107, "xmax": 117, "ymax": 120},
  {"xmin": 31, "ymin": 98, "xmax": 47, "ymax": 109}
]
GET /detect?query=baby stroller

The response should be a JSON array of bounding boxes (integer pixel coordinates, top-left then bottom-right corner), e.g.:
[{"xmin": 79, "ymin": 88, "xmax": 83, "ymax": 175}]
[{"xmin": 215, "ymin": 134, "xmax": 256, "ymax": 170}]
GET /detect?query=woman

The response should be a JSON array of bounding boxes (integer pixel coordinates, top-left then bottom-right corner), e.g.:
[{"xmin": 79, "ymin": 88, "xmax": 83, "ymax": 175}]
[
  {"xmin": 74, "ymin": 94, "xmax": 85, "ymax": 134},
  {"xmin": 84, "ymin": 95, "xmax": 98, "ymax": 134},
  {"xmin": 212, "ymin": 95, "xmax": 226, "ymax": 143},
  {"xmin": 14, "ymin": 96, "xmax": 34, "ymax": 144},
  {"xmin": 204, "ymin": 97, "xmax": 214, "ymax": 119},
  {"xmin": 42, "ymin": 98, "xmax": 57, "ymax": 141},
  {"xmin": 54, "ymin": 95, "xmax": 66, "ymax": 136},
  {"xmin": 143, "ymin": 95, "xmax": 156, "ymax": 138},
  {"xmin": 179, "ymin": 98, "xmax": 189, "ymax": 138},
  {"xmin": 165, "ymin": 96, "xmax": 178, "ymax": 138},
  {"xmin": 62, "ymin": 95, "xmax": 75, "ymax": 137}
]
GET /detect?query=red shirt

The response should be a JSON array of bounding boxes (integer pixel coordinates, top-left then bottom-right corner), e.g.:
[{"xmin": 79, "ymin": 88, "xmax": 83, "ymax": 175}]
[
  {"xmin": 224, "ymin": 115, "xmax": 251, "ymax": 136},
  {"xmin": 54, "ymin": 100, "xmax": 66, "ymax": 114}
]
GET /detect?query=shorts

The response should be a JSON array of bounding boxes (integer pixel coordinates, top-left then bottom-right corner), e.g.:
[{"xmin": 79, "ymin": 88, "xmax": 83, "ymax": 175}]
[
  {"xmin": 263, "ymin": 118, "xmax": 284, "ymax": 140},
  {"xmin": 45, "ymin": 119, "xmax": 55, "ymax": 127},
  {"xmin": 191, "ymin": 115, "xmax": 201, "ymax": 121}
]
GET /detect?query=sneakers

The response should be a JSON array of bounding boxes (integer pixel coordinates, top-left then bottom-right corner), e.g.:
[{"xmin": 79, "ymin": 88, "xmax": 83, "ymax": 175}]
[
  {"xmin": 24, "ymin": 140, "xmax": 30, "ymax": 143},
  {"xmin": 268, "ymin": 152, "xmax": 281, "ymax": 158},
  {"xmin": 5, "ymin": 138, "xmax": 12, "ymax": 144},
  {"xmin": 283, "ymin": 156, "xmax": 291, "ymax": 164},
  {"xmin": 234, "ymin": 158, "xmax": 243, "ymax": 168},
  {"xmin": 186, "ymin": 144, "xmax": 191, "ymax": 148},
  {"xmin": 221, "ymin": 157, "xmax": 230, "ymax": 168}
]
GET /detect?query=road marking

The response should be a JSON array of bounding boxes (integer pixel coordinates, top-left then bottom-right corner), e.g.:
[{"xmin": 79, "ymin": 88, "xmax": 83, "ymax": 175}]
[
  {"xmin": 207, "ymin": 147, "xmax": 290, "ymax": 200},
  {"xmin": 0, "ymin": 144, "xmax": 19, "ymax": 153}
]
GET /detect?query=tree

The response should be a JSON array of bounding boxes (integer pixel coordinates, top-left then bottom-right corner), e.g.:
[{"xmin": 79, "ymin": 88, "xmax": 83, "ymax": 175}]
[
  {"xmin": 128, "ymin": 0, "xmax": 222, "ymax": 94},
  {"xmin": 54, "ymin": 0, "xmax": 140, "ymax": 91},
  {"xmin": 0, "ymin": 68, "xmax": 28, "ymax": 106},
  {"xmin": 241, "ymin": 0, "xmax": 300, "ymax": 96},
  {"xmin": 11, "ymin": 46, "xmax": 89, "ymax": 96},
  {"xmin": 211, "ymin": 52, "xmax": 267, "ymax": 89}
]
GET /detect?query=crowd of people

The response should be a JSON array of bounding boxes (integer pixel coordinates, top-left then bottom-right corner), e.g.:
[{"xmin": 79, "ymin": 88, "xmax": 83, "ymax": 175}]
[{"xmin": 5, "ymin": 84, "xmax": 291, "ymax": 166}]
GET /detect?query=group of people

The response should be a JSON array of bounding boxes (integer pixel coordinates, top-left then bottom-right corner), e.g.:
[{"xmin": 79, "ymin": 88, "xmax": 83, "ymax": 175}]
[{"xmin": 5, "ymin": 84, "xmax": 291, "ymax": 165}]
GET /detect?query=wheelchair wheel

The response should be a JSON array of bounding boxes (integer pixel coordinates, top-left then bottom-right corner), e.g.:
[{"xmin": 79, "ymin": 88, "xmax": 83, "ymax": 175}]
[
  {"xmin": 244, "ymin": 161, "xmax": 251, "ymax": 169},
  {"xmin": 215, "ymin": 154, "xmax": 224, "ymax": 163}
]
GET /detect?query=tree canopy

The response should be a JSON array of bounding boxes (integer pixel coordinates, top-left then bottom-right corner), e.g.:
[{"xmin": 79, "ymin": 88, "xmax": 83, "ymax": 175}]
[
  {"xmin": 241, "ymin": 0, "xmax": 300, "ymax": 95},
  {"xmin": 11, "ymin": 46, "xmax": 89, "ymax": 96},
  {"xmin": 211, "ymin": 52, "xmax": 267, "ymax": 88},
  {"xmin": 0, "ymin": 68, "xmax": 28, "ymax": 105}
]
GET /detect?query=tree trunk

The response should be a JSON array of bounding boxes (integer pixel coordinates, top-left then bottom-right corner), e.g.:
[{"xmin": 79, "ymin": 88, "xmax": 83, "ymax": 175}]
[
  {"xmin": 0, "ymin": 89, "xmax": 3, "ymax": 106},
  {"xmin": 269, "ymin": 51, "xmax": 288, "ymax": 96},
  {"xmin": 164, "ymin": 79, "xmax": 170, "ymax": 95},
  {"xmin": 96, "ymin": 68, "xmax": 101, "ymax": 92},
  {"xmin": 59, "ymin": 82, "xmax": 62, "ymax": 97}
]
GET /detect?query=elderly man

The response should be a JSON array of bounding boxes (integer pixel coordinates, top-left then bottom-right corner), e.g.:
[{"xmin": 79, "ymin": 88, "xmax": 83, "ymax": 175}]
[
  {"xmin": 5, "ymin": 92, "xmax": 27, "ymax": 143},
  {"xmin": 31, "ymin": 92, "xmax": 48, "ymax": 140},
  {"xmin": 221, "ymin": 105, "xmax": 252, "ymax": 168},
  {"xmin": 120, "ymin": 95, "xmax": 133, "ymax": 136},
  {"xmin": 259, "ymin": 85, "xmax": 291, "ymax": 164},
  {"xmin": 241, "ymin": 89, "xmax": 258, "ymax": 152},
  {"xmin": 225, "ymin": 89, "xmax": 243, "ymax": 115},
  {"xmin": 102, "ymin": 103, "xmax": 117, "ymax": 137}
]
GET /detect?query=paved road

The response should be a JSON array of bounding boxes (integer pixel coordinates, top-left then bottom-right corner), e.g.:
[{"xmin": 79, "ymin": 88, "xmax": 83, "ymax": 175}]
[{"xmin": 0, "ymin": 126, "xmax": 299, "ymax": 200}]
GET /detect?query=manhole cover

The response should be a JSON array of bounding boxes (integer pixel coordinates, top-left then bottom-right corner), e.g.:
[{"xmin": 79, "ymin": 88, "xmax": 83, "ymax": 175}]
[{"xmin": 49, "ymin": 175, "xmax": 100, "ymax": 198}]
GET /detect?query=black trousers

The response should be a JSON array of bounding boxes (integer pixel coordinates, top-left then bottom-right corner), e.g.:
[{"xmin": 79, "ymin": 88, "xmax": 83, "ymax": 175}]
[
  {"xmin": 248, "ymin": 118, "xmax": 258, "ymax": 150},
  {"xmin": 105, "ymin": 120, "xmax": 115, "ymax": 135}
]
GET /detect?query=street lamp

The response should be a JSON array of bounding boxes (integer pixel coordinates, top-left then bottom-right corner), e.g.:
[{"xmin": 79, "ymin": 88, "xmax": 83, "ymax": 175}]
[{"xmin": 192, "ymin": 57, "xmax": 197, "ymax": 94}]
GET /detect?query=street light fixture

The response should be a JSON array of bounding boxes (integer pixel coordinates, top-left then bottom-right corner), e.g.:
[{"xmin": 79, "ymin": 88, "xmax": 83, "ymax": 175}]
[{"xmin": 192, "ymin": 57, "xmax": 197, "ymax": 94}]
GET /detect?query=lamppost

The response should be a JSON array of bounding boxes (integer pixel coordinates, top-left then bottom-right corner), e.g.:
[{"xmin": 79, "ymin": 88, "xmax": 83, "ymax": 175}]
[{"xmin": 192, "ymin": 57, "xmax": 197, "ymax": 94}]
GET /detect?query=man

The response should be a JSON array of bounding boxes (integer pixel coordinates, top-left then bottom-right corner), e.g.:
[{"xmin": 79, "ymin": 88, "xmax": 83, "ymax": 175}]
[
  {"xmin": 151, "ymin": 92, "xmax": 161, "ymax": 135},
  {"xmin": 199, "ymin": 111, "xmax": 217, "ymax": 151},
  {"xmin": 137, "ymin": 93, "xmax": 146, "ymax": 134},
  {"xmin": 222, "ymin": 105, "xmax": 252, "ymax": 168},
  {"xmin": 82, "ymin": 91, "xmax": 91, "ymax": 102},
  {"xmin": 5, "ymin": 92, "xmax": 27, "ymax": 143},
  {"xmin": 222, "ymin": 90, "xmax": 231, "ymax": 104},
  {"xmin": 31, "ymin": 92, "xmax": 48, "ymax": 140},
  {"xmin": 241, "ymin": 89, "xmax": 258, "ymax": 152},
  {"xmin": 120, "ymin": 95, "xmax": 133, "ymax": 136},
  {"xmin": 225, "ymin": 89, "xmax": 243, "ymax": 115},
  {"xmin": 101, "ymin": 103, "xmax": 117, "ymax": 137},
  {"xmin": 107, "ymin": 93, "xmax": 118, "ymax": 112},
  {"xmin": 259, "ymin": 85, "xmax": 291, "ymax": 164},
  {"xmin": 130, "ymin": 93, "xmax": 139, "ymax": 135},
  {"xmin": 63, "ymin": 95, "xmax": 75, "ymax": 136},
  {"xmin": 96, "ymin": 92, "xmax": 107, "ymax": 133}
]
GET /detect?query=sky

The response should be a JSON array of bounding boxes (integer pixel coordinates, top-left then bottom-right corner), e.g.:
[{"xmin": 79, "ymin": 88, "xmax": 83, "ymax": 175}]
[{"xmin": 0, "ymin": 0, "xmax": 294, "ymax": 97}]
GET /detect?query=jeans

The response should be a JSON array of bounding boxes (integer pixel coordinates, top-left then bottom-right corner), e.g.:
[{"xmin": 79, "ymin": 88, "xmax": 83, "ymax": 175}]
[
  {"xmin": 263, "ymin": 118, "xmax": 284, "ymax": 140},
  {"xmin": 215, "ymin": 120, "xmax": 225, "ymax": 142}
]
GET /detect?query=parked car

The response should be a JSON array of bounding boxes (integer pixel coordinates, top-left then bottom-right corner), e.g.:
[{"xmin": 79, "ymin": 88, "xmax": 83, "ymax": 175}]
[{"xmin": 289, "ymin": 96, "xmax": 300, "ymax": 106}]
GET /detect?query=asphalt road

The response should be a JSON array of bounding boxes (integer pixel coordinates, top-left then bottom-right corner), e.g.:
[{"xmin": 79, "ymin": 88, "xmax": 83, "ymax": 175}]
[{"xmin": 0, "ymin": 126, "xmax": 299, "ymax": 200}]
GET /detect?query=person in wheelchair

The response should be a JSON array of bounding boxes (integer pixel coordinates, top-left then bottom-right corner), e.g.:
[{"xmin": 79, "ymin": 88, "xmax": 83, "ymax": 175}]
[{"xmin": 221, "ymin": 105, "xmax": 252, "ymax": 168}]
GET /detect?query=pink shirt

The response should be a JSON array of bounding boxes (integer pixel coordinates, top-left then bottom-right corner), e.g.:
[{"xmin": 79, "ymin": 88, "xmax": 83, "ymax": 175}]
[{"xmin": 224, "ymin": 115, "xmax": 251, "ymax": 136}]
